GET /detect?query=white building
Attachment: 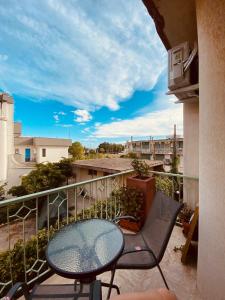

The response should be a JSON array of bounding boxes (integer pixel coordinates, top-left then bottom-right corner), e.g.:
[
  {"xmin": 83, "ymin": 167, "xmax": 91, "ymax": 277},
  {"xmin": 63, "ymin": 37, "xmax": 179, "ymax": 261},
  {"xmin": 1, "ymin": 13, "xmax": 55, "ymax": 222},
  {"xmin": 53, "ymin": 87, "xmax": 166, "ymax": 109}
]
[
  {"xmin": 0, "ymin": 93, "xmax": 72, "ymax": 188},
  {"xmin": 125, "ymin": 137, "xmax": 184, "ymax": 172}
]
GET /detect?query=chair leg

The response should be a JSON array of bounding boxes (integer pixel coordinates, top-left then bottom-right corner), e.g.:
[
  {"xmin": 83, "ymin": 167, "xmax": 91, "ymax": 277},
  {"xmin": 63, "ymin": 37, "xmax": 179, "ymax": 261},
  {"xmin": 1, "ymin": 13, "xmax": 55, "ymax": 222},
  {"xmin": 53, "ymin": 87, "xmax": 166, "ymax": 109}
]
[
  {"xmin": 156, "ymin": 264, "xmax": 169, "ymax": 290},
  {"xmin": 101, "ymin": 282, "xmax": 120, "ymax": 294},
  {"xmin": 105, "ymin": 268, "xmax": 117, "ymax": 300}
]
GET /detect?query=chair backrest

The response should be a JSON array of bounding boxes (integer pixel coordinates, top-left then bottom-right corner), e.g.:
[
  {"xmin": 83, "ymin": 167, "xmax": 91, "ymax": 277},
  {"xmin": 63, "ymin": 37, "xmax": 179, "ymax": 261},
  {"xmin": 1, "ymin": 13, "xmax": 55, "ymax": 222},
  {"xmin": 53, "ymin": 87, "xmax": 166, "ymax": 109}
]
[{"xmin": 142, "ymin": 191, "xmax": 183, "ymax": 263}]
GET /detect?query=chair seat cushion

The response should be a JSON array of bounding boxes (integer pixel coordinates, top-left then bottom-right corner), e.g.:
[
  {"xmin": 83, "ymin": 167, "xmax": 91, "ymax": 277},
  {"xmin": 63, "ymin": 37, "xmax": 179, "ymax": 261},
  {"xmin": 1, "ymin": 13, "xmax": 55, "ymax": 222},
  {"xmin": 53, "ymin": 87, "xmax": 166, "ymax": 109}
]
[{"xmin": 116, "ymin": 233, "xmax": 156, "ymax": 269}]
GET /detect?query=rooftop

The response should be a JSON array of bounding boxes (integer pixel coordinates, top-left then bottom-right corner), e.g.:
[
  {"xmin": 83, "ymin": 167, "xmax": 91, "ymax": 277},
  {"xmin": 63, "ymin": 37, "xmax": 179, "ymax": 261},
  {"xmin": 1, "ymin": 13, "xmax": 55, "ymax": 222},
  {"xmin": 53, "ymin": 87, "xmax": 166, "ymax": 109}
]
[
  {"xmin": 14, "ymin": 136, "xmax": 72, "ymax": 147},
  {"xmin": 0, "ymin": 92, "xmax": 14, "ymax": 104},
  {"xmin": 127, "ymin": 137, "xmax": 183, "ymax": 144},
  {"xmin": 73, "ymin": 158, "xmax": 163, "ymax": 173}
]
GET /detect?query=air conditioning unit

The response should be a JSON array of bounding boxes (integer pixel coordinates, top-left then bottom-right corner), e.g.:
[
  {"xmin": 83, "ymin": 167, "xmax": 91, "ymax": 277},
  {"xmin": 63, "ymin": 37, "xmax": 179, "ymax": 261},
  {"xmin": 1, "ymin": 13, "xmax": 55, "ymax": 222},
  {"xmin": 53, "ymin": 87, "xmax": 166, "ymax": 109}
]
[{"xmin": 168, "ymin": 41, "xmax": 198, "ymax": 92}]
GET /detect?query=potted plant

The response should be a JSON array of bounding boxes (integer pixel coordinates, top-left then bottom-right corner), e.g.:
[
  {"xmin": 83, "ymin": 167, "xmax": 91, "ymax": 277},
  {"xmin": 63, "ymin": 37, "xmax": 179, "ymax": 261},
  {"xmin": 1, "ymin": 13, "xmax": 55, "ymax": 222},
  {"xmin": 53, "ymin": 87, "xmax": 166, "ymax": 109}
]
[
  {"xmin": 127, "ymin": 159, "xmax": 156, "ymax": 224},
  {"xmin": 112, "ymin": 186, "xmax": 144, "ymax": 232}
]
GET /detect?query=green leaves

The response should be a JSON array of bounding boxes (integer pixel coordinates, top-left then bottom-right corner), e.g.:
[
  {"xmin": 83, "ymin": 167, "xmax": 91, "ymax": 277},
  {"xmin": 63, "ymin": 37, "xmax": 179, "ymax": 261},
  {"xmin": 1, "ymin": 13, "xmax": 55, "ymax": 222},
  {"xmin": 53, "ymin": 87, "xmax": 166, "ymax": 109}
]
[
  {"xmin": 155, "ymin": 176, "xmax": 173, "ymax": 197},
  {"xmin": 0, "ymin": 183, "xmax": 6, "ymax": 200},
  {"xmin": 69, "ymin": 141, "xmax": 85, "ymax": 160},
  {"xmin": 131, "ymin": 159, "xmax": 150, "ymax": 178},
  {"xmin": 97, "ymin": 142, "xmax": 124, "ymax": 154},
  {"xmin": 112, "ymin": 186, "xmax": 144, "ymax": 220}
]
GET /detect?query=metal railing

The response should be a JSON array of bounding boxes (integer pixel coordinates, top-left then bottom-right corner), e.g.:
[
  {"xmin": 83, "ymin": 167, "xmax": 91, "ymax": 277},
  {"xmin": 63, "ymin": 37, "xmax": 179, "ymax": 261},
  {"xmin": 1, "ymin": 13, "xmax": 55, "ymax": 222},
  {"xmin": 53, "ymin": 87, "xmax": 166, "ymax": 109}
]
[
  {"xmin": 0, "ymin": 170, "xmax": 133, "ymax": 296},
  {"xmin": 0, "ymin": 170, "xmax": 198, "ymax": 297},
  {"xmin": 150, "ymin": 170, "xmax": 198, "ymax": 205}
]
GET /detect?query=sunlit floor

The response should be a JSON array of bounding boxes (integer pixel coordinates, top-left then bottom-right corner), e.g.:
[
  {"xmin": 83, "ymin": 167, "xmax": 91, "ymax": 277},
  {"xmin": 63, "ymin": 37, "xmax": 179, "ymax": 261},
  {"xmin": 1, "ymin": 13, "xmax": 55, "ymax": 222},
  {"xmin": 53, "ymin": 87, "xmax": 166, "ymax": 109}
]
[{"xmin": 43, "ymin": 226, "xmax": 201, "ymax": 300}]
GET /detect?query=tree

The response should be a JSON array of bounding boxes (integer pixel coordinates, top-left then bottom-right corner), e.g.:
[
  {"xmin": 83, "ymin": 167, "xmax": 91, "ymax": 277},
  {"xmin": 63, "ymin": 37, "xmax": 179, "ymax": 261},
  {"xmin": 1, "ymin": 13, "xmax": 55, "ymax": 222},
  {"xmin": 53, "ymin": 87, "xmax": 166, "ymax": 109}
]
[
  {"xmin": 89, "ymin": 149, "xmax": 96, "ymax": 155},
  {"xmin": 99, "ymin": 147, "xmax": 105, "ymax": 153},
  {"xmin": 8, "ymin": 160, "xmax": 71, "ymax": 197},
  {"xmin": 69, "ymin": 141, "xmax": 84, "ymax": 160},
  {"xmin": 55, "ymin": 158, "xmax": 73, "ymax": 183},
  {"xmin": 97, "ymin": 142, "xmax": 124, "ymax": 154},
  {"xmin": 0, "ymin": 183, "xmax": 6, "ymax": 200},
  {"xmin": 8, "ymin": 185, "xmax": 28, "ymax": 197}
]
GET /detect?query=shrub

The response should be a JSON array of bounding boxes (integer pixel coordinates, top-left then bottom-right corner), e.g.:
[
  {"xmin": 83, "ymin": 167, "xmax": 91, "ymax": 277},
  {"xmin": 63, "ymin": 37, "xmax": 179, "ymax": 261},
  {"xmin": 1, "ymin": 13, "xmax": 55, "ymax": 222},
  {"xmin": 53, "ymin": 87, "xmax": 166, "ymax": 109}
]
[
  {"xmin": 112, "ymin": 186, "xmax": 144, "ymax": 221},
  {"xmin": 0, "ymin": 183, "xmax": 6, "ymax": 200},
  {"xmin": 131, "ymin": 159, "xmax": 150, "ymax": 178},
  {"xmin": 0, "ymin": 226, "xmax": 55, "ymax": 297},
  {"xmin": 155, "ymin": 176, "xmax": 174, "ymax": 197}
]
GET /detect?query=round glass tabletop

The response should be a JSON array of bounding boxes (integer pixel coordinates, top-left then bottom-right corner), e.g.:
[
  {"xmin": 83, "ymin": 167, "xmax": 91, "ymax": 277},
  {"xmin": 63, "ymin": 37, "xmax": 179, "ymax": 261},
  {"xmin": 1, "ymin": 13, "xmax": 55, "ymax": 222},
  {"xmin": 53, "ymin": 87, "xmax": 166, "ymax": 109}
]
[{"xmin": 46, "ymin": 219, "xmax": 124, "ymax": 279}]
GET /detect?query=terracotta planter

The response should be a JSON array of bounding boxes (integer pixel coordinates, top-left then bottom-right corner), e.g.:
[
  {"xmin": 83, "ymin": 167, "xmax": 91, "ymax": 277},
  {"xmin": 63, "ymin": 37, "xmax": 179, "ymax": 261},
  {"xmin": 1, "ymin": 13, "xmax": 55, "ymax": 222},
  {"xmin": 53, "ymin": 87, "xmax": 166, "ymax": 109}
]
[
  {"xmin": 126, "ymin": 176, "xmax": 156, "ymax": 224},
  {"xmin": 119, "ymin": 219, "xmax": 142, "ymax": 233}
]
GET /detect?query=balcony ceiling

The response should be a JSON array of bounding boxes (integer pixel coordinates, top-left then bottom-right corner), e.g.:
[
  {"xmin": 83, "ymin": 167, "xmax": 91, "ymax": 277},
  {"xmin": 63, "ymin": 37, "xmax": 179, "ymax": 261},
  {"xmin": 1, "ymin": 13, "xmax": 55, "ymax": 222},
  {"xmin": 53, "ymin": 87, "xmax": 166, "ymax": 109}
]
[{"xmin": 142, "ymin": 0, "xmax": 197, "ymax": 49}]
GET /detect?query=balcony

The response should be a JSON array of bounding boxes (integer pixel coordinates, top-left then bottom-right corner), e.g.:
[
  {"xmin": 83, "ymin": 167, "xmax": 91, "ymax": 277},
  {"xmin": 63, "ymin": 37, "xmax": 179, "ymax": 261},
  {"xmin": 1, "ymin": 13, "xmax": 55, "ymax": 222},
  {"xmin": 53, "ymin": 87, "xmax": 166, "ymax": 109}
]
[
  {"xmin": 0, "ymin": 171, "xmax": 199, "ymax": 299},
  {"xmin": 45, "ymin": 226, "xmax": 200, "ymax": 299}
]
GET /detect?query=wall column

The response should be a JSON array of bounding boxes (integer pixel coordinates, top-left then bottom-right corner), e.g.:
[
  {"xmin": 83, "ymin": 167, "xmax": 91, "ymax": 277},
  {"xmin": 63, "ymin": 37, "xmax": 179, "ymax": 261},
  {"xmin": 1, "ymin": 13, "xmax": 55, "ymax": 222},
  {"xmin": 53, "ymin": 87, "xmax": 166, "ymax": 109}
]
[
  {"xmin": 183, "ymin": 101, "xmax": 199, "ymax": 209},
  {"xmin": 196, "ymin": 0, "xmax": 225, "ymax": 298}
]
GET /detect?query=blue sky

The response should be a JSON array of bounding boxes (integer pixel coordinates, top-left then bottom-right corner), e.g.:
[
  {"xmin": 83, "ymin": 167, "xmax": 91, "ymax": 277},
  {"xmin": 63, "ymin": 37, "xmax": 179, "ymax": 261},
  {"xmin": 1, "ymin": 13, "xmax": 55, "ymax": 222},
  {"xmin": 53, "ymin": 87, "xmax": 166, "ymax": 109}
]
[{"xmin": 0, "ymin": 0, "xmax": 182, "ymax": 147}]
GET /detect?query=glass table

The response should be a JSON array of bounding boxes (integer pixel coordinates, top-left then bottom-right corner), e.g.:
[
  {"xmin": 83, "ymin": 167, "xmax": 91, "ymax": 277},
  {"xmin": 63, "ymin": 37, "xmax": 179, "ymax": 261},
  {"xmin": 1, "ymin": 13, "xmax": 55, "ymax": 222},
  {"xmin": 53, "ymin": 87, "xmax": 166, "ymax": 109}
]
[{"xmin": 46, "ymin": 218, "xmax": 124, "ymax": 282}]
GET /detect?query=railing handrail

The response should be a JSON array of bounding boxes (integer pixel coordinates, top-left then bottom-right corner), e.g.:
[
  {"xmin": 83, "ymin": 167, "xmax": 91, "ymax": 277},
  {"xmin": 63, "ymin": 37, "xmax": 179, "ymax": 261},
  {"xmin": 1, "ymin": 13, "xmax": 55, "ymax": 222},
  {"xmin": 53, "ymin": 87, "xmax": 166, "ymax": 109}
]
[
  {"xmin": 149, "ymin": 170, "xmax": 199, "ymax": 180},
  {"xmin": 0, "ymin": 170, "xmax": 199, "ymax": 207}
]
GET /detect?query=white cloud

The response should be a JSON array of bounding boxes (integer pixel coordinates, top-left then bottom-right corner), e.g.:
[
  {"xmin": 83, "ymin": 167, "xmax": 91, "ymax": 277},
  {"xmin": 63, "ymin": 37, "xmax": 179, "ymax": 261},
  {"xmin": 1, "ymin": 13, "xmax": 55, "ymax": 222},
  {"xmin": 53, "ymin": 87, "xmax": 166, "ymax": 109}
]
[
  {"xmin": 82, "ymin": 127, "xmax": 90, "ymax": 132},
  {"xmin": 93, "ymin": 105, "xmax": 183, "ymax": 138},
  {"xmin": 73, "ymin": 109, "xmax": 92, "ymax": 123},
  {"xmin": 0, "ymin": 0, "xmax": 166, "ymax": 110},
  {"xmin": 53, "ymin": 111, "xmax": 67, "ymax": 123},
  {"xmin": 53, "ymin": 114, "xmax": 59, "ymax": 122},
  {"xmin": 58, "ymin": 111, "xmax": 66, "ymax": 115}
]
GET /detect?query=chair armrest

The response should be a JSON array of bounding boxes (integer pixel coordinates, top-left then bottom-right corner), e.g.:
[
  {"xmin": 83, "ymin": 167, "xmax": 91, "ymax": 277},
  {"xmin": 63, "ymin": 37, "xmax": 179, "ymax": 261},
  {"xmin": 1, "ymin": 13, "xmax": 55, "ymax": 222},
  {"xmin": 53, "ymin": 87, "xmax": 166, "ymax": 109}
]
[
  {"xmin": 5, "ymin": 282, "xmax": 29, "ymax": 300},
  {"xmin": 112, "ymin": 215, "xmax": 137, "ymax": 223}
]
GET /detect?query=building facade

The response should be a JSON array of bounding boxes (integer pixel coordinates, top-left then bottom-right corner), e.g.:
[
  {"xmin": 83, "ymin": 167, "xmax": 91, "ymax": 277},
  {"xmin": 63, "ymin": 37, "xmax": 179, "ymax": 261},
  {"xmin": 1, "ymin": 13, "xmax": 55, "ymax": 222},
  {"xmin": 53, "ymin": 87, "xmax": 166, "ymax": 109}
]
[
  {"xmin": 125, "ymin": 137, "xmax": 183, "ymax": 172},
  {"xmin": 0, "ymin": 93, "xmax": 72, "ymax": 188}
]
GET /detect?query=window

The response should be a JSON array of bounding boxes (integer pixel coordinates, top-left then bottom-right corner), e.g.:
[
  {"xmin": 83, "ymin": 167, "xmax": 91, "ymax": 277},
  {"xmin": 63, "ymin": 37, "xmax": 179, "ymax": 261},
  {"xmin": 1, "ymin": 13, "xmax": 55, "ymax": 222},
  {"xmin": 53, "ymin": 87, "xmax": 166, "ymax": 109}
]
[
  {"xmin": 42, "ymin": 148, "xmax": 46, "ymax": 157},
  {"xmin": 88, "ymin": 169, "xmax": 97, "ymax": 176},
  {"xmin": 15, "ymin": 148, "xmax": 19, "ymax": 154}
]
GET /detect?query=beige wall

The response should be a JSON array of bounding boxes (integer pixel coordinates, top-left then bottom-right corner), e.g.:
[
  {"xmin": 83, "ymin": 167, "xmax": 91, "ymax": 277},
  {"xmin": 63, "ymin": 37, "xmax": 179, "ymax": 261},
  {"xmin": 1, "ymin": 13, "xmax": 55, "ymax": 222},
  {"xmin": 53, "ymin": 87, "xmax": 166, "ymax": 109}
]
[
  {"xmin": 196, "ymin": 0, "xmax": 225, "ymax": 298},
  {"xmin": 183, "ymin": 102, "xmax": 199, "ymax": 209},
  {"xmin": 36, "ymin": 146, "xmax": 69, "ymax": 163},
  {"xmin": 0, "ymin": 101, "xmax": 14, "ymax": 183},
  {"xmin": 15, "ymin": 145, "xmax": 35, "ymax": 162},
  {"xmin": 14, "ymin": 145, "xmax": 69, "ymax": 163},
  {"xmin": 73, "ymin": 167, "xmax": 131, "ymax": 202}
]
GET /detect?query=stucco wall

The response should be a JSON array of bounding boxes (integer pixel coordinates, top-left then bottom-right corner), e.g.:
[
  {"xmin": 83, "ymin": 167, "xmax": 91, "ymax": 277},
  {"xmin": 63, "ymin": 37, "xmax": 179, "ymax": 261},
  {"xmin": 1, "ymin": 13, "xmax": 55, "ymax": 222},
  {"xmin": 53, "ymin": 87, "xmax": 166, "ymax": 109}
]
[
  {"xmin": 196, "ymin": 0, "xmax": 225, "ymax": 298},
  {"xmin": 0, "ymin": 117, "xmax": 7, "ymax": 182},
  {"xmin": 15, "ymin": 145, "xmax": 36, "ymax": 162},
  {"xmin": 183, "ymin": 102, "xmax": 199, "ymax": 209},
  {"xmin": 73, "ymin": 167, "xmax": 132, "ymax": 202},
  {"xmin": 0, "ymin": 101, "xmax": 14, "ymax": 183},
  {"xmin": 36, "ymin": 146, "xmax": 69, "ymax": 163},
  {"xmin": 7, "ymin": 165, "xmax": 34, "ymax": 191}
]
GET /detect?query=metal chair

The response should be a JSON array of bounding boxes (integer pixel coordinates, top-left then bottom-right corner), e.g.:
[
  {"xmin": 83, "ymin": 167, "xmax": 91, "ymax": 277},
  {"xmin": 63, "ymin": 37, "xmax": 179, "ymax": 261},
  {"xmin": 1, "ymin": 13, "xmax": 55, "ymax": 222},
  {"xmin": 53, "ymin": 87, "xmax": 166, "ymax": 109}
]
[
  {"xmin": 108, "ymin": 191, "xmax": 183, "ymax": 298},
  {"xmin": 5, "ymin": 280, "xmax": 102, "ymax": 300}
]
